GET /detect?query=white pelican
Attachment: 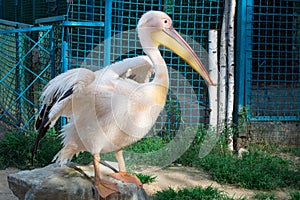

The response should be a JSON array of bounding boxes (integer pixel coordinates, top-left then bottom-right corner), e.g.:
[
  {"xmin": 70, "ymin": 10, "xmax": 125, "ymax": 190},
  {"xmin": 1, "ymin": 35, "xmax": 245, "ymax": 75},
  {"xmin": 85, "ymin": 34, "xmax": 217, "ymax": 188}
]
[{"xmin": 33, "ymin": 10, "xmax": 213, "ymax": 198}]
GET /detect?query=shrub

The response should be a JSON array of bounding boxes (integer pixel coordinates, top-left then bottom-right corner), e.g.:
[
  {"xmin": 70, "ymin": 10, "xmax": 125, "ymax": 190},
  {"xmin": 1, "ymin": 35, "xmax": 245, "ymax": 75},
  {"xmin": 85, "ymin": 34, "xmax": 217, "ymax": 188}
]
[{"xmin": 0, "ymin": 129, "xmax": 61, "ymax": 169}]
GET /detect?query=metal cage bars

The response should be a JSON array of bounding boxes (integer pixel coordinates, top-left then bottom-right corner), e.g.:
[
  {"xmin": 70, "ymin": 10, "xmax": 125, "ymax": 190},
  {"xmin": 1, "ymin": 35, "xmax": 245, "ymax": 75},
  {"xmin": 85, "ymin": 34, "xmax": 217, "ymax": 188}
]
[
  {"xmin": 0, "ymin": 24, "xmax": 56, "ymax": 129},
  {"xmin": 236, "ymin": 0, "xmax": 300, "ymax": 121}
]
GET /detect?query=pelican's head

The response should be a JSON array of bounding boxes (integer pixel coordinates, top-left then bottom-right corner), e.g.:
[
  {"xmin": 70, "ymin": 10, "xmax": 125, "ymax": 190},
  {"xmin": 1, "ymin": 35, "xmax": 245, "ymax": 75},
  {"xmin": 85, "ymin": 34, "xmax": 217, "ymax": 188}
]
[{"xmin": 138, "ymin": 10, "xmax": 213, "ymax": 85}]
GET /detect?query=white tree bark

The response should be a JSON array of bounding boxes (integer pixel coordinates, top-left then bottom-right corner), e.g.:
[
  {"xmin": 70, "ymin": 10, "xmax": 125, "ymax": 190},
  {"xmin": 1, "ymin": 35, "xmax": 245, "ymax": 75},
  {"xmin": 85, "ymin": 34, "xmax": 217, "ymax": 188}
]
[
  {"xmin": 208, "ymin": 30, "xmax": 218, "ymax": 128},
  {"xmin": 218, "ymin": 0, "xmax": 229, "ymax": 133},
  {"xmin": 198, "ymin": 30, "xmax": 219, "ymax": 159},
  {"xmin": 226, "ymin": 0, "xmax": 236, "ymax": 152}
]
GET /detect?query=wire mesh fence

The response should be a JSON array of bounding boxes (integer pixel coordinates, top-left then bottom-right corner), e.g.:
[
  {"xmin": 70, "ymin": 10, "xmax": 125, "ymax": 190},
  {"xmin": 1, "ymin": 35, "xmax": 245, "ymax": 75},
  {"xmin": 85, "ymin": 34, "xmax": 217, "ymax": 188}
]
[
  {"xmin": 0, "ymin": 0, "xmax": 299, "ymax": 144},
  {"xmin": 0, "ymin": 24, "xmax": 57, "ymax": 130},
  {"xmin": 0, "ymin": 0, "xmax": 224, "ymax": 136},
  {"xmin": 61, "ymin": 0, "xmax": 224, "ymax": 137},
  {"xmin": 237, "ymin": 0, "xmax": 300, "ymax": 143},
  {"xmin": 250, "ymin": 0, "xmax": 300, "ymax": 120}
]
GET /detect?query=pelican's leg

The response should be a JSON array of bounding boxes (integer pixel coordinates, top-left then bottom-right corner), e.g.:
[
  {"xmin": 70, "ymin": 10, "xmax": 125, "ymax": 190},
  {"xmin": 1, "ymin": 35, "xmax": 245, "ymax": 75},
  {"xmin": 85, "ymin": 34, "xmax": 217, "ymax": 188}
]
[
  {"xmin": 93, "ymin": 153, "xmax": 119, "ymax": 198},
  {"xmin": 109, "ymin": 149, "xmax": 142, "ymax": 189}
]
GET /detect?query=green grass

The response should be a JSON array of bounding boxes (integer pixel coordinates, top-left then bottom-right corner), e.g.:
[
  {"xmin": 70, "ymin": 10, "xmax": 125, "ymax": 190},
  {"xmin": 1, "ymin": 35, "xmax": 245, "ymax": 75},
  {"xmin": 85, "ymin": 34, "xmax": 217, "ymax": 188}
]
[
  {"xmin": 176, "ymin": 133, "xmax": 300, "ymax": 191},
  {"xmin": 0, "ymin": 130, "xmax": 169, "ymax": 169},
  {"xmin": 251, "ymin": 191, "xmax": 300, "ymax": 200},
  {"xmin": 0, "ymin": 127, "xmax": 299, "ymax": 196},
  {"xmin": 134, "ymin": 173, "xmax": 157, "ymax": 184},
  {"xmin": 124, "ymin": 137, "xmax": 167, "ymax": 153},
  {"xmin": 281, "ymin": 145, "xmax": 300, "ymax": 157},
  {"xmin": 199, "ymin": 152, "xmax": 299, "ymax": 190},
  {"xmin": 289, "ymin": 191, "xmax": 300, "ymax": 200},
  {"xmin": 153, "ymin": 186, "xmax": 246, "ymax": 200},
  {"xmin": 251, "ymin": 192, "xmax": 277, "ymax": 200}
]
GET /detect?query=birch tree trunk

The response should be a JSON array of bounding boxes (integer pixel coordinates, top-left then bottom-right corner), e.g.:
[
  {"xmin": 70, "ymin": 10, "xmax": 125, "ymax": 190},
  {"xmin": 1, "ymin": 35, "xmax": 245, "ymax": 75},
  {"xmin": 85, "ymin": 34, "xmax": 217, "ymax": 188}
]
[
  {"xmin": 208, "ymin": 30, "xmax": 218, "ymax": 128},
  {"xmin": 226, "ymin": 0, "xmax": 236, "ymax": 152},
  {"xmin": 218, "ymin": 0, "xmax": 229, "ymax": 133},
  {"xmin": 198, "ymin": 30, "xmax": 219, "ymax": 159}
]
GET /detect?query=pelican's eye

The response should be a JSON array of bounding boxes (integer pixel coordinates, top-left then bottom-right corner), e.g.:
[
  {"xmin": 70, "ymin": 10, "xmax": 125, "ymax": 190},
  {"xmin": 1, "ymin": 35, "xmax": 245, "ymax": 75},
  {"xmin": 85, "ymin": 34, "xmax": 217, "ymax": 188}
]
[{"xmin": 162, "ymin": 18, "xmax": 171, "ymax": 28}]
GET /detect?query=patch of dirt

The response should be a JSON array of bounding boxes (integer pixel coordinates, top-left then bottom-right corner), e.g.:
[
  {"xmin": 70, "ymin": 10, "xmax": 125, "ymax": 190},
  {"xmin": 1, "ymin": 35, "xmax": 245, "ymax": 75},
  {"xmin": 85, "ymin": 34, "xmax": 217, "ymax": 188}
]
[
  {"xmin": 1, "ymin": 166, "xmax": 291, "ymax": 200},
  {"xmin": 142, "ymin": 166, "xmax": 254, "ymax": 199},
  {"xmin": 0, "ymin": 168, "xmax": 19, "ymax": 200}
]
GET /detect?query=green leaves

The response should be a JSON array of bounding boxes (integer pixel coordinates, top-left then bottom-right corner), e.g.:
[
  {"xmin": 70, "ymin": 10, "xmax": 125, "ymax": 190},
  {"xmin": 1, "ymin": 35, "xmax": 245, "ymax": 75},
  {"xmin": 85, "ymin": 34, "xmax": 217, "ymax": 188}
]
[
  {"xmin": 134, "ymin": 173, "xmax": 157, "ymax": 184},
  {"xmin": 125, "ymin": 137, "xmax": 167, "ymax": 153},
  {"xmin": 0, "ymin": 129, "xmax": 61, "ymax": 169}
]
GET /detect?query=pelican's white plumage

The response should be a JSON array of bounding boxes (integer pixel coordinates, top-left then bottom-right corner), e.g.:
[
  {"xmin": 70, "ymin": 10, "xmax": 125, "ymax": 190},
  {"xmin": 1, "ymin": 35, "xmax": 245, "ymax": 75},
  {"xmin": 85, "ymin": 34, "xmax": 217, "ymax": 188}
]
[{"xmin": 33, "ymin": 11, "xmax": 212, "ymax": 198}]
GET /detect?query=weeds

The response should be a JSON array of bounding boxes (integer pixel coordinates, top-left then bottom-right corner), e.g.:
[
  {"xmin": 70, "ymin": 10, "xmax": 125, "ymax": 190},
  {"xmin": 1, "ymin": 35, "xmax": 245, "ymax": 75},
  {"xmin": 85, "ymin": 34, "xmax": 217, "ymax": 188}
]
[
  {"xmin": 184, "ymin": 147, "xmax": 299, "ymax": 190},
  {"xmin": 176, "ymin": 127, "xmax": 300, "ymax": 191},
  {"xmin": 124, "ymin": 137, "xmax": 167, "ymax": 153},
  {"xmin": 0, "ymin": 129, "xmax": 61, "ymax": 169},
  {"xmin": 153, "ymin": 186, "xmax": 246, "ymax": 200},
  {"xmin": 0, "ymin": 125, "xmax": 299, "ymax": 197},
  {"xmin": 289, "ymin": 191, "xmax": 300, "ymax": 200},
  {"xmin": 134, "ymin": 173, "xmax": 157, "ymax": 184},
  {"xmin": 251, "ymin": 192, "xmax": 277, "ymax": 200}
]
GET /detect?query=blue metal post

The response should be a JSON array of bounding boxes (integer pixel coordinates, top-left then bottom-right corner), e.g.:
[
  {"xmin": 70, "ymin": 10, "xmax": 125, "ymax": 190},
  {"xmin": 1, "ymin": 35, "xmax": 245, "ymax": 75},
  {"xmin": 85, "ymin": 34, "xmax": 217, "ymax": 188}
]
[
  {"xmin": 235, "ymin": 0, "xmax": 253, "ymax": 121},
  {"xmin": 60, "ymin": 23, "xmax": 69, "ymax": 126},
  {"xmin": 235, "ymin": 0, "xmax": 247, "ymax": 120},
  {"xmin": 61, "ymin": 41, "xmax": 68, "ymax": 126},
  {"xmin": 244, "ymin": 0, "xmax": 253, "ymax": 118},
  {"xmin": 104, "ymin": 0, "xmax": 112, "ymax": 67}
]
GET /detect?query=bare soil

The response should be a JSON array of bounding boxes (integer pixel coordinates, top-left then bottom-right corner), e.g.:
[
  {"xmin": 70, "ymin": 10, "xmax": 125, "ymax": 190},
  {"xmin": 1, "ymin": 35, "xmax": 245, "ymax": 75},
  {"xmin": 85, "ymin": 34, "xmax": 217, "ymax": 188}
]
[
  {"xmin": 1, "ymin": 166, "xmax": 290, "ymax": 200},
  {"xmin": 0, "ymin": 168, "xmax": 19, "ymax": 200},
  {"xmin": 142, "ymin": 166, "xmax": 255, "ymax": 199}
]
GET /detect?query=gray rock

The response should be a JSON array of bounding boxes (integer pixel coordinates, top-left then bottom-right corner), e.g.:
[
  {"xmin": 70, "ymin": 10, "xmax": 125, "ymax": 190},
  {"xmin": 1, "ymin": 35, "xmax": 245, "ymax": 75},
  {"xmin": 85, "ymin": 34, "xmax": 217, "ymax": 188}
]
[{"xmin": 7, "ymin": 163, "xmax": 148, "ymax": 200}]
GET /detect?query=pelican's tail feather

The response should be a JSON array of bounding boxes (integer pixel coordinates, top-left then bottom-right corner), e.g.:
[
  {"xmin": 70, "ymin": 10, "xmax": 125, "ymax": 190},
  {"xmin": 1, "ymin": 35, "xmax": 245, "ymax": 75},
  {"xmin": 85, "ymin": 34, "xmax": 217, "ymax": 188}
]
[{"xmin": 53, "ymin": 143, "xmax": 81, "ymax": 166}]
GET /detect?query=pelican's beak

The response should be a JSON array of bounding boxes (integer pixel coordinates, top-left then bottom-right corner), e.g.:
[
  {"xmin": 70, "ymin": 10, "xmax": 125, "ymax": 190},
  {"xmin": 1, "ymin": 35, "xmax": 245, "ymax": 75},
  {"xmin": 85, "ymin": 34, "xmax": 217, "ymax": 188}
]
[{"xmin": 152, "ymin": 27, "xmax": 213, "ymax": 85}]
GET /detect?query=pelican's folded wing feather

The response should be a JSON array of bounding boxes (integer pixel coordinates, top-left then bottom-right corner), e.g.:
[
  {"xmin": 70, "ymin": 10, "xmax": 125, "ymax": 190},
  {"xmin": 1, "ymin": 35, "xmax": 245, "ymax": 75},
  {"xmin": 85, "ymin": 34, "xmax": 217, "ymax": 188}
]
[
  {"xmin": 32, "ymin": 68, "xmax": 95, "ymax": 163},
  {"xmin": 36, "ymin": 68, "xmax": 95, "ymax": 130},
  {"xmin": 107, "ymin": 56, "xmax": 154, "ymax": 83}
]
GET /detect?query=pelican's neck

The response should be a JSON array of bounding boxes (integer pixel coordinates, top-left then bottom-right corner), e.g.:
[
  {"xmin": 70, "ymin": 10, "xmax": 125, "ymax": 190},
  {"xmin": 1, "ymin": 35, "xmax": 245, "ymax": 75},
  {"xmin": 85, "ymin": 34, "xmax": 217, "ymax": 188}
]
[{"xmin": 148, "ymin": 49, "xmax": 169, "ymax": 87}]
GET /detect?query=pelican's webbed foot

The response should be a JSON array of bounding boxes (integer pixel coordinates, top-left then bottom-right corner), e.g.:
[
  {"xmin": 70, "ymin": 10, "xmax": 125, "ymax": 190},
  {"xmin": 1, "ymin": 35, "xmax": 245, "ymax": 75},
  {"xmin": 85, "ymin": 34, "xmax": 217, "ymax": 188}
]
[
  {"xmin": 109, "ymin": 172, "xmax": 142, "ymax": 189},
  {"xmin": 94, "ymin": 178, "xmax": 119, "ymax": 198}
]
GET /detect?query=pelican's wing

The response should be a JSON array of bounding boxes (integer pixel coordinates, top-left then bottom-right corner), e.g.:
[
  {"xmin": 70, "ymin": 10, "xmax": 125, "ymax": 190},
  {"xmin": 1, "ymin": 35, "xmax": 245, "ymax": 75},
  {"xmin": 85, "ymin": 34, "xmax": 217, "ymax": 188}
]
[
  {"xmin": 107, "ymin": 56, "xmax": 154, "ymax": 83},
  {"xmin": 37, "ymin": 56, "xmax": 153, "ymax": 129},
  {"xmin": 33, "ymin": 68, "xmax": 95, "ymax": 162},
  {"xmin": 33, "ymin": 56, "xmax": 153, "ymax": 163},
  {"xmin": 36, "ymin": 68, "xmax": 95, "ymax": 130}
]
